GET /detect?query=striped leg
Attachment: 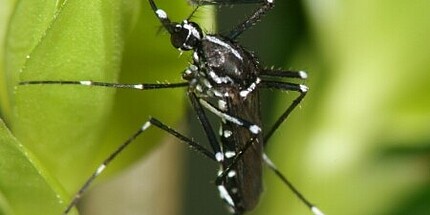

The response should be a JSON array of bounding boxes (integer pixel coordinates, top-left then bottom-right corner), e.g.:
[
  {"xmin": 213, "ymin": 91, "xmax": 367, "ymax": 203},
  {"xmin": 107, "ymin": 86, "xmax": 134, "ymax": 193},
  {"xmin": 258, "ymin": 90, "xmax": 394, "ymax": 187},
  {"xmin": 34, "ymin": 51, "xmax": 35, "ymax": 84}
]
[
  {"xmin": 19, "ymin": 80, "xmax": 189, "ymax": 91},
  {"xmin": 190, "ymin": 0, "xmax": 265, "ymax": 5},
  {"xmin": 228, "ymin": 0, "xmax": 275, "ymax": 39},
  {"xmin": 263, "ymin": 154, "xmax": 324, "ymax": 215},
  {"xmin": 260, "ymin": 69, "xmax": 308, "ymax": 144},
  {"xmin": 62, "ymin": 117, "xmax": 214, "ymax": 214},
  {"xmin": 198, "ymin": 98, "xmax": 262, "ymax": 135},
  {"xmin": 259, "ymin": 70, "xmax": 324, "ymax": 215}
]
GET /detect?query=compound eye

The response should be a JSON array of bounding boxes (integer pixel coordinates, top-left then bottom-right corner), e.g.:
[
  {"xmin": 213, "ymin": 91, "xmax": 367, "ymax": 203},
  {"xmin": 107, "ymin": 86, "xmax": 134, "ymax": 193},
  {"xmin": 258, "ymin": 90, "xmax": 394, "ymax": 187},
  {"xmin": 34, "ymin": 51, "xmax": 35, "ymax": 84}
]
[
  {"xmin": 170, "ymin": 25, "xmax": 190, "ymax": 50},
  {"xmin": 173, "ymin": 24, "xmax": 182, "ymax": 33}
]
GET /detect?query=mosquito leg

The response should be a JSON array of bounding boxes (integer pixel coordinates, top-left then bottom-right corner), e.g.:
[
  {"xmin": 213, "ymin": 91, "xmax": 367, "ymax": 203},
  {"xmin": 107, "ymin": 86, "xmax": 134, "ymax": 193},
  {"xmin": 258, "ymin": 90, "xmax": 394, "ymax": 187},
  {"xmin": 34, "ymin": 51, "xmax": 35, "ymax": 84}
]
[
  {"xmin": 188, "ymin": 92, "xmax": 223, "ymax": 155},
  {"xmin": 19, "ymin": 80, "xmax": 189, "ymax": 91},
  {"xmin": 198, "ymin": 98, "xmax": 262, "ymax": 135},
  {"xmin": 227, "ymin": 0, "xmax": 275, "ymax": 39},
  {"xmin": 190, "ymin": 0, "xmax": 265, "ymax": 5},
  {"xmin": 214, "ymin": 137, "xmax": 257, "ymax": 185},
  {"xmin": 260, "ymin": 68, "xmax": 308, "ymax": 79},
  {"xmin": 259, "ymin": 80, "xmax": 308, "ymax": 144},
  {"xmin": 260, "ymin": 75, "xmax": 323, "ymax": 214},
  {"xmin": 194, "ymin": 96, "xmax": 265, "ymax": 187},
  {"xmin": 263, "ymin": 154, "xmax": 325, "ymax": 215},
  {"xmin": 63, "ymin": 117, "xmax": 214, "ymax": 214}
]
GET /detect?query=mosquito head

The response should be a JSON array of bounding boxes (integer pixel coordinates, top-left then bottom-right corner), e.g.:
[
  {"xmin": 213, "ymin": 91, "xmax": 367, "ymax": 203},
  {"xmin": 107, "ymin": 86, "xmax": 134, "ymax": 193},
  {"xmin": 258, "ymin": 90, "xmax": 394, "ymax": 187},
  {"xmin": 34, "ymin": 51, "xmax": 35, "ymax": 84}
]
[
  {"xmin": 170, "ymin": 20, "xmax": 203, "ymax": 51},
  {"xmin": 149, "ymin": 0, "xmax": 203, "ymax": 51}
]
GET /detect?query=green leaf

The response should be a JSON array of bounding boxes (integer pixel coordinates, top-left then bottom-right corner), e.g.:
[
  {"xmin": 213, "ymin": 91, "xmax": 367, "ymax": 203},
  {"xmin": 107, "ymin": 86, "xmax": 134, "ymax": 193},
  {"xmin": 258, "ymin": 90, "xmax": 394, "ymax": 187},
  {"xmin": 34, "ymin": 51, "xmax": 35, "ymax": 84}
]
[
  {"xmin": 0, "ymin": 118, "xmax": 69, "ymax": 215},
  {"xmin": 11, "ymin": 0, "xmax": 130, "ymax": 194},
  {"xmin": 3, "ymin": 0, "xmax": 189, "ymax": 212},
  {"xmin": 0, "ymin": 0, "xmax": 17, "ymax": 121}
]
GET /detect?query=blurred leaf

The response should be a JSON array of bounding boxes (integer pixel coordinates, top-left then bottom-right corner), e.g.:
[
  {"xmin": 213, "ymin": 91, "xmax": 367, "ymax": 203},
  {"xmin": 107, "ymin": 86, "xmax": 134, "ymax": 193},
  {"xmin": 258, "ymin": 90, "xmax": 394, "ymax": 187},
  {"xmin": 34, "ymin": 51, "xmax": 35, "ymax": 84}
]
[
  {"xmin": 382, "ymin": 184, "xmax": 430, "ymax": 215},
  {"xmin": 275, "ymin": 0, "xmax": 430, "ymax": 215},
  {"xmin": 379, "ymin": 142, "xmax": 430, "ymax": 159}
]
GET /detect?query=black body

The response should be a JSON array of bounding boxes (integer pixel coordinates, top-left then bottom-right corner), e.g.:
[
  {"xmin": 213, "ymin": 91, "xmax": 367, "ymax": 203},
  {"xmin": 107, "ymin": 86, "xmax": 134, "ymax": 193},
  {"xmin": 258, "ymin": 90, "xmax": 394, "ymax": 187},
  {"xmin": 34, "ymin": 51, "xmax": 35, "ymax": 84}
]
[{"xmin": 194, "ymin": 35, "xmax": 264, "ymax": 212}]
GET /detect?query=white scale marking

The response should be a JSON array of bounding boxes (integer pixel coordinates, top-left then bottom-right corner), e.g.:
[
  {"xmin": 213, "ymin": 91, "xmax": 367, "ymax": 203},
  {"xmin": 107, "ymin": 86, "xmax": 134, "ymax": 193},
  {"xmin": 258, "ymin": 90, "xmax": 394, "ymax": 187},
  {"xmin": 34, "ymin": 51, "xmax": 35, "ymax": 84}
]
[
  {"xmin": 208, "ymin": 71, "xmax": 233, "ymax": 84},
  {"xmin": 155, "ymin": 9, "xmax": 167, "ymax": 19},
  {"xmin": 181, "ymin": 22, "xmax": 202, "ymax": 50},
  {"xmin": 203, "ymin": 79, "xmax": 212, "ymax": 89},
  {"xmin": 215, "ymin": 152, "xmax": 224, "ymax": 162},
  {"xmin": 141, "ymin": 121, "xmax": 151, "ymax": 131},
  {"xmin": 217, "ymin": 185, "xmax": 235, "ymax": 207},
  {"xmin": 208, "ymin": 71, "xmax": 222, "ymax": 84},
  {"xmin": 134, "ymin": 84, "xmax": 143, "ymax": 89},
  {"xmin": 299, "ymin": 84, "xmax": 309, "ymax": 92},
  {"xmin": 195, "ymin": 84, "xmax": 203, "ymax": 92},
  {"xmin": 311, "ymin": 206, "xmax": 325, "ymax": 215},
  {"xmin": 190, "ymin": 64, "xmax": 198, "ymax": 71},
  {"xmin": 206, "ymin": 36, "xmax": 243, "ymax": 61},
  {"xmin": 225, "ymin": 151, "xmax": 236, "ymax": 158},
  {"xmin": 183, "ymin": 22, "xmax": 201, "ymax": 40},
  {"xmin": 218, "ymin": 99, "xmax": 227, "ymax": 111},
  {"xmin": 193, "ymin": 52, "xmax": 199, "ymax": 61},
  {"xmin": 227, "ymin": 170, "xmax": 236, "ymax": 178},
  {"xmin": 239, "ymin": 90, "xmax": 250, "ymax": 98},
  {"xmin": 240, "ymin": 78, "xmax": 261, "ymax": 98},
  {"xmin": 213, "ymin": 90, "xmax": 223, "ymax": 98},
  {"xmin": 262, "ymin": 153, "xmax": 276, "ymax": 169},
  {"xmin": 249, "ymin": 125, "xmax": 261, "ymax": 134},
  {"xmin": 80, "ymin": 81, "xmax": 92, "ymax": 86},
  {"xmin": 223, "ymin": 130, "xmax": 232, "ymax": 138},
  {"xmin": 199, "ymin": 99, "xmax": 243, "ymax": 126},
  {"xmin": 299, "ymin": 70, "xmax": 308, "ymax": 79},
  {"xmin": 200, "ymin": 99, "xmax": 261, "ymax": 135},
  {"xmin": 95, "ymin": 164, "xmax": 106, "ymax": 175}
]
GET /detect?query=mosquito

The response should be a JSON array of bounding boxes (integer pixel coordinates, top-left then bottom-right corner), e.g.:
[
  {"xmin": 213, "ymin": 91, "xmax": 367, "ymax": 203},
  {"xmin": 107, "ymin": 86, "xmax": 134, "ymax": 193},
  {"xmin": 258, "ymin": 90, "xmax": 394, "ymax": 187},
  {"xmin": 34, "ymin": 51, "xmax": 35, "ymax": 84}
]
[
  {"xmin": 189, "ymin": 0, "xmax": 265, "ymax": 5},
  {"xmin": 20, "ymin": 0, "xmax": 324, "ymax": 214}
]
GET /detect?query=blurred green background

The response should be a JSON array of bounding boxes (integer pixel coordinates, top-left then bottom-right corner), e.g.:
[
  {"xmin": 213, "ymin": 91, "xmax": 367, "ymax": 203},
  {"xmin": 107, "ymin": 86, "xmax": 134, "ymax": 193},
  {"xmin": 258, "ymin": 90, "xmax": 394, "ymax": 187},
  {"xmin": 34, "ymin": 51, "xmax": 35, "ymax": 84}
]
[{"xmin": 1, "ymin": 0, "xmax": 430, "ymax": 215}]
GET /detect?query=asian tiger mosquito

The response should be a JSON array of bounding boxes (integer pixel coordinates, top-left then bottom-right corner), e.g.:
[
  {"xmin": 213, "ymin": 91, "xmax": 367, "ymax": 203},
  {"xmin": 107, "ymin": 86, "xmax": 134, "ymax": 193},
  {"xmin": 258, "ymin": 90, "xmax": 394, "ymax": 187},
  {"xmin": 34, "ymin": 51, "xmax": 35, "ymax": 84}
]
[
  {"xmin": 189, "ymin": 0, "xmax": 264, "ymax": 5},
  {"xmin": 19, "ymin": 0, "xmax": 324, "ymax": 214}
]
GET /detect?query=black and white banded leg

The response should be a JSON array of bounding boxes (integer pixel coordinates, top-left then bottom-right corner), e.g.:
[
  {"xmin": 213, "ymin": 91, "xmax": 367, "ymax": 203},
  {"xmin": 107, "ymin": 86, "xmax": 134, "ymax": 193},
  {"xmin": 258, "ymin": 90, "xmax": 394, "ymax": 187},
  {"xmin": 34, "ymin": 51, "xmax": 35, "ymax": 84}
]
[
  {"xmin": 260, "ymin": 69, "xmax": 309, "ymax": 143},
  {"xmin": 263, "ymin": 154, "xmax": 324, "ymax": 215},
  {"xmin": 190, "ymin": 0, "xmax": 266, "ymax": 5},
  {"xmin": 198, "ymin": 98, "xmax": 262, "ymax": 135},
  {"xmin": 228, "ymin": 0, "xmax": 274, "ymax": 39},
  {"xmin": 61, "ymin": 117, "xmax": 216, "ymax": 214},
  {"xmin": 19, "ymin": 80, "xmax": 189, "ymax": 90},
  {"xmin": 19, "ymin": 81, "xmax": 215, "ymax": 214},
  {"xmin": 206, "ymin": 68, "xmax": 323, "ymax": 215},
  {"xmin": 261, "ymin": 69, "xmax": 324, "ymax": 215}
]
